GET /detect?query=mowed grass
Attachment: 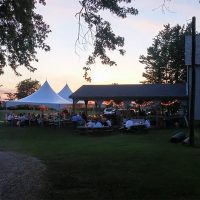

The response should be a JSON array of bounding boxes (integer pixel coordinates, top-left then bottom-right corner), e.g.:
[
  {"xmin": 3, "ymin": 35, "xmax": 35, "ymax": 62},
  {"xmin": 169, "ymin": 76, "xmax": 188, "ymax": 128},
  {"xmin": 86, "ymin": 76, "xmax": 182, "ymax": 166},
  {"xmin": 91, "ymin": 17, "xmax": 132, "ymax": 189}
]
[{"xmin": 0, "ymin": 126, "xmax": 200, "ymax": 200}]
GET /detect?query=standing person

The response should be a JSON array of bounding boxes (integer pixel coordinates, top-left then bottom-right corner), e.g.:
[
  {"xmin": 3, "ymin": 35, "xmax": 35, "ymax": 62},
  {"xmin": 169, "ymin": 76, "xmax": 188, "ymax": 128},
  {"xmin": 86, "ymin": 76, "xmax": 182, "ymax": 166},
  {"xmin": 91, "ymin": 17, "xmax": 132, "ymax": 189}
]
[{"xmin": 6, "ymin": 112, "xmax": 14, "ymax": 126}]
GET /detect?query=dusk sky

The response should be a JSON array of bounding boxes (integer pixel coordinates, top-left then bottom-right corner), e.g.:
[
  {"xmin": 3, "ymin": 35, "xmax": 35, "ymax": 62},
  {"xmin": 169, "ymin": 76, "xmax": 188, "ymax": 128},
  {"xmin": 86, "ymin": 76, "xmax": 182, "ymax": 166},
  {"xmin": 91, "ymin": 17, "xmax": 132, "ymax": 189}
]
[{"xmin": 1, "ymin": 0, "xmax": 200, "ymax": 98}]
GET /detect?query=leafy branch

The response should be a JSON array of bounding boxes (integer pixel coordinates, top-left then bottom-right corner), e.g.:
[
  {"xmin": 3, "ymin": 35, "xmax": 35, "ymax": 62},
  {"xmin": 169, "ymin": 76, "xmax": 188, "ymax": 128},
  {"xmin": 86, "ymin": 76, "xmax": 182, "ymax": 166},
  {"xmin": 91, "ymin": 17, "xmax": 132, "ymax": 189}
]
[{"xmin": 76, "ymin": 0, "xmax": 138, "ymax": 81}]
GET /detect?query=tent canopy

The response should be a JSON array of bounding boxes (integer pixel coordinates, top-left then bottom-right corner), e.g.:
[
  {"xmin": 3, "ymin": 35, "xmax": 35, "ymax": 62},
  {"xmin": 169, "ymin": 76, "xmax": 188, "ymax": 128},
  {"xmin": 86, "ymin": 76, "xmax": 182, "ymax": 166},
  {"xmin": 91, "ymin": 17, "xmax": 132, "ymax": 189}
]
[
  {"xmin": 58, "ymin": 83, "xmax": 73, "ymax": 103},
  {"xmin": 6, "ymin": 81, "xmax": 71, "ymax": 110}
]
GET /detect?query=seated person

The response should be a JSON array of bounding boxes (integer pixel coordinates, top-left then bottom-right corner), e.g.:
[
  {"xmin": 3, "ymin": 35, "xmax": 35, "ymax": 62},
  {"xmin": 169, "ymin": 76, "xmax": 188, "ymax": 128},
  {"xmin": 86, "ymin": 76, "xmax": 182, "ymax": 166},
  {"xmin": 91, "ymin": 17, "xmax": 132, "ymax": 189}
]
[
  {"xmin": 71, "ymin": 113, "xmax": 77, "ymax": 122},
  {"xmin": 87, "ymin": 120, "xmax": 95, "ymax": 128},
  {"xmin": 105, "ymin": 119, "xmax": 112, "ymax": 127},
  {"xmin": 94, "ymin": 120, "xmax": 103, "ymax": 128},
  {"xmin": 121, "ymin": 116, "xmax": 127, "ymax": 128},
  {"xmin": 37, "ymin": 114, "xmax": 44, "ymax": 126},
  {"xmin": 19, "ymin": 113, "xmax": 27, "ymax": 127},
  {"xmin": 71, "ymin": 113, "xmax": 79, "ymax": 128},
  {"xmin": 144, "ymin": 119, "xmax": 151, "ymax": 128},
  {"xmin": 125, "ymin": 118, "xmax": 134, "ymax": 129},
  {"xmin": 74, "ymin": 113, "xmax": 84, "ymax": 125}
]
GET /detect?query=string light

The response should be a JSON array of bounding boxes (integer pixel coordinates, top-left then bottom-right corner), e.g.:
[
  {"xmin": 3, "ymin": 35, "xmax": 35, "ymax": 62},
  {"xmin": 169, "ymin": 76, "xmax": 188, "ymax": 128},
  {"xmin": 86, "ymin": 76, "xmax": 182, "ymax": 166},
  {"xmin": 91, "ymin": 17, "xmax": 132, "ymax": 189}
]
[
  {"xmin": 103, "ymin": 100, "xmax": 123, "ymax": 106},
  {"xmin": 103, "ymin": 100, "xmax": 113, "ymax": 106},
  {"xmin": 102, "ymin": 99, "xmax": 180, "ymax": 108},
  {"xmin": 132, "ymin": 101, "xmax": 154, "ymax": 108},
  {"xmin": 160, "ymin": 99, "xmax": 179, "ymax": 106}
]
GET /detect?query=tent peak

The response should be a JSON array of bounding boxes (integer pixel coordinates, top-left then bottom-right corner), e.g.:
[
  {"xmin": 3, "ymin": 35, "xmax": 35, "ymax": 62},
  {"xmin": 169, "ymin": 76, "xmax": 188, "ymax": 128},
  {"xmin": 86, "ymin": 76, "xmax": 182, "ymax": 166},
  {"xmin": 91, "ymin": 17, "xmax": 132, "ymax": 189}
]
[
  {"xmin": 6, "ymin": 81, "xmax": 71, "ymax": 110},
  {"xmin": 58, "ymin": 83, "xmax": 73, "ymax": 103}
]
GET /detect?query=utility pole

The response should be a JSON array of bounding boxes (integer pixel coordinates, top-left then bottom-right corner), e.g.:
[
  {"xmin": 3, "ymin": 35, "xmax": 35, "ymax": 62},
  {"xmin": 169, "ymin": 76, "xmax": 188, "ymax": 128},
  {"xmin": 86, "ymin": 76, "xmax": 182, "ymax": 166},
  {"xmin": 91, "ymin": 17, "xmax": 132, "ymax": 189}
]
[{"xmin": 189, "ymin": 16, "xmax": 196, "ymax": 146}]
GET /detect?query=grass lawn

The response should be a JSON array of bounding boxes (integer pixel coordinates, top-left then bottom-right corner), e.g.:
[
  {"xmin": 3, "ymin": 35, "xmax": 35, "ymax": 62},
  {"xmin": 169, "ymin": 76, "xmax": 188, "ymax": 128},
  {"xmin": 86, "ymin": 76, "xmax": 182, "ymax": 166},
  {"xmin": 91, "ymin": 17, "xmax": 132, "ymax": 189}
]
[{"xmin": 0, "ymin": 126, "xmax": 200, "ymax": 200}]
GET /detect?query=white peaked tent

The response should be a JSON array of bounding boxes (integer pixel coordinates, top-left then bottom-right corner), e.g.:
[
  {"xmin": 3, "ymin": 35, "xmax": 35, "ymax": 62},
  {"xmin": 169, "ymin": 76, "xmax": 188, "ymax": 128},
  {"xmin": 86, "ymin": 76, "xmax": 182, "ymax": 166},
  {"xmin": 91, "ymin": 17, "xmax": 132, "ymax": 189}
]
[
  {"xmin": 58, "ymin": 83, "xmax": 73, "ymax": 103},
  {"xmin": 6, "ymin": 81, "xmax": 71, "ymax": 110}
]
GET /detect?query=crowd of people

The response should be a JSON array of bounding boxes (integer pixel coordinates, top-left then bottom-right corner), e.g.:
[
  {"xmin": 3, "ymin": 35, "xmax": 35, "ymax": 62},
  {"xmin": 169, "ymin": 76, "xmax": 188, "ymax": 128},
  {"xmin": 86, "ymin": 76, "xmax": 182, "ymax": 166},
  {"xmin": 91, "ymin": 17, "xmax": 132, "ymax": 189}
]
[
  {"xmin": 6, "ymin": 112, "xmax": 41, "ymax": 127},
  {"xmin": 71, "ymin": 111, "xmax": 151, "ymax": 130},
  {"xmin": 5, "ymin": 110, "xmax": 151, "ymax": 131},
  {"xmin": 71, "ymin": 112, "xmax": 112, "ymax": 129},
  {"xmin": 5, "ymin": 112, "xmax": 70, "ymax": 127}
]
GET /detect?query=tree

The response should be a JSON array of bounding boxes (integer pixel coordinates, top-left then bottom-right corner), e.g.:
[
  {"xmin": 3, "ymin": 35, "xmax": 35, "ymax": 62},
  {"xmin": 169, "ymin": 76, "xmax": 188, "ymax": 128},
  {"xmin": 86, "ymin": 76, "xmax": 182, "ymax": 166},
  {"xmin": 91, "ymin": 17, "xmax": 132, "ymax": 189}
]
[
  {"xmin": 4, "ymin": 92, "xmax": 16, "ymax": 100},
  {"xmin": 0, "ymin": 0, "xmax": 51, "ymax": 76},
  {"xmin": 0, "ymin": 0, "xmax": 137, "ymax": 81},
  {"xmin": 0, "ymin": 0, "xmax": 198, "ymax": 82},
  {"xmin": 77, "ymin": 0, "xmax": 138, "ymax": 81},
  {"xmin": 16, "ymin": 78, "xmax": 40, "ymax": 99},
  {"xmin": 139, "ymin": 23, "xmax": 192, "ymax": 84}
]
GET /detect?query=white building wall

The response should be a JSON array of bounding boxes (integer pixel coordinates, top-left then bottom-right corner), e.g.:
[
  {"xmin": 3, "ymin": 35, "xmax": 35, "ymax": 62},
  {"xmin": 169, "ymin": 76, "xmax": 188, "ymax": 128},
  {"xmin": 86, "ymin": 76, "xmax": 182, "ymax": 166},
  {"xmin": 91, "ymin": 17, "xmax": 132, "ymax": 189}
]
[{"xmin": 188, "ymin": 67, "xmax": 200, "ymax": 120}]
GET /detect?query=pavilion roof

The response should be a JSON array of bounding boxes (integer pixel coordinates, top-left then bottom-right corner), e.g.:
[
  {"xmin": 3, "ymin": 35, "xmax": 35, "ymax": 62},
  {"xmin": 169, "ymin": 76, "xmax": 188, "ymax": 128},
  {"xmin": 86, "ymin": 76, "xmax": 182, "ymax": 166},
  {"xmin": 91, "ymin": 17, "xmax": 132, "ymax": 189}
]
[{"xmin": 69, "ymin": 83, "xmax": 187, "ymax": 101}]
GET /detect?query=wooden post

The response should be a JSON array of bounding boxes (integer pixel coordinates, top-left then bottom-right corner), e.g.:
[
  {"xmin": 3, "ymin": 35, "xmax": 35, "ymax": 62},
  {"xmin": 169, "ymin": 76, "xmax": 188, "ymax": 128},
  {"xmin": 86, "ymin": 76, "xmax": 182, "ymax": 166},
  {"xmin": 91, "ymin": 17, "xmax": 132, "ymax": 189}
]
[
  {"xmin": 84, "ymin": 100, "xmax": 88, "ymax": 117},
  {"xmin": 72, "ymin": 99, "xmax": 75, "ymax": 114},
  {"xmin": 189, "ymin": 16, "xmax": 196, "ymax": 146}
]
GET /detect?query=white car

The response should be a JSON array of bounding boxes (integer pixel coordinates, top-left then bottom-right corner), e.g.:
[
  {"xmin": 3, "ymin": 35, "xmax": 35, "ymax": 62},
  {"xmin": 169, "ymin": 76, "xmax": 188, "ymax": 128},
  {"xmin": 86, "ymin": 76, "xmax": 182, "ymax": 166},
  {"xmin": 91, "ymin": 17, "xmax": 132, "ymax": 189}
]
[{"xmin": 103, "ymin": 108, "xmax": 116, "ymax": 115}]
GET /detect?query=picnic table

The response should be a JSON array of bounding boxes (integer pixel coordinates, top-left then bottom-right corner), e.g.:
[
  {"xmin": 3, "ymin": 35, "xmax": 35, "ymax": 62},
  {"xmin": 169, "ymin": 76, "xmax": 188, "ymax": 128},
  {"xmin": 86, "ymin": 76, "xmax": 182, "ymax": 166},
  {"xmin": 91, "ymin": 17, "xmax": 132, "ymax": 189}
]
[
  {"xmin": 77, "ymin": 126, "xmax": 113, "ymax": 135},
  {"xmin": 120, "ymin": 120, "xmax": 148, "ymax": 133}
]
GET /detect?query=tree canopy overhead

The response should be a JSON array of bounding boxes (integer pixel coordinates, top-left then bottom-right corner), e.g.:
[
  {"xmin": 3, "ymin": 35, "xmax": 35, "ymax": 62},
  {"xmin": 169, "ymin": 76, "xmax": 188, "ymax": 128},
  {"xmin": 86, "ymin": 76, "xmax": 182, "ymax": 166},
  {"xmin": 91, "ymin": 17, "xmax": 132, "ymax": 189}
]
[
  {"xmin": 0, "ymin": 0, "xmax": 137, "ymax": 81},
  {"xmin": 139, "ymin": 23, "xmax": 192, "ymax": 84},
  {"xmin": 1, "ymin": 0, "xmax": 199, "ymax": 83},
  {"xmin": 77, "ymin": 0, "xmax": 138, "ymax": 81},
  {"xmin": 0, "ymin": 0, "xmax": 51, "ymax": 76}
]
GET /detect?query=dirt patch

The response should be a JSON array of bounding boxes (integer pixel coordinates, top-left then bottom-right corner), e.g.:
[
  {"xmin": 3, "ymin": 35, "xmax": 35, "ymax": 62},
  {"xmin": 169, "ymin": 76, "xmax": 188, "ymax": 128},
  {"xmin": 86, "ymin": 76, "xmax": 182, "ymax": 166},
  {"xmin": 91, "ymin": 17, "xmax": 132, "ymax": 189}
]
[{"xmin": 0, "ymin": 151, "xmax": 46, "ymax": 200}]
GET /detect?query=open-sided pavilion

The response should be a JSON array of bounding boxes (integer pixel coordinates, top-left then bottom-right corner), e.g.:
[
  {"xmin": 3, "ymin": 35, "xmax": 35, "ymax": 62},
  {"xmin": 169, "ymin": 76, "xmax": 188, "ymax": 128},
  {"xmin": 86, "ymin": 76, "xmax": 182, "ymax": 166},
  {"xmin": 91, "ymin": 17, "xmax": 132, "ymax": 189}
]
[{"xmin": 69, "ymin": 83, "xmax": 188, "ymax": 115}]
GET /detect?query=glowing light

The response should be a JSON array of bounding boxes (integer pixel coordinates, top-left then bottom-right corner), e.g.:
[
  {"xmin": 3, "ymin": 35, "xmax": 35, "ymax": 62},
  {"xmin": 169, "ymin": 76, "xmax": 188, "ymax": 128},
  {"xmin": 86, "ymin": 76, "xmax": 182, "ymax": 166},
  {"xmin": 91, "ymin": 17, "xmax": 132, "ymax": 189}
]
[{"xmin": 160, "ymin": 100, "xmax": 179, "ymax": 106}]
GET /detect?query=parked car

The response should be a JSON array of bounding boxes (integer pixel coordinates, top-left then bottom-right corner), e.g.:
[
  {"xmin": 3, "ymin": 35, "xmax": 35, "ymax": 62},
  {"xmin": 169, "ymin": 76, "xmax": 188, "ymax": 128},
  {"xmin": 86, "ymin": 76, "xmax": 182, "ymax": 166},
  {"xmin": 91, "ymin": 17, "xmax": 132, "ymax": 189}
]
[{"xmin": 103, "ymin": 108, "xmax": 116, "ymax": 115}]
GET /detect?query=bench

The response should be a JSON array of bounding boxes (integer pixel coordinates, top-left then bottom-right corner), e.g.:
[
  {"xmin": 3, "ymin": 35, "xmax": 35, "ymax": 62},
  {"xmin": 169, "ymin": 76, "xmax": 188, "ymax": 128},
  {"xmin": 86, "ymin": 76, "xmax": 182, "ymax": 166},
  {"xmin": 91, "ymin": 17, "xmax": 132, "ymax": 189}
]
[{"xmin": 77, "ymin": 126, "xmax": 113, "ymax": 135}]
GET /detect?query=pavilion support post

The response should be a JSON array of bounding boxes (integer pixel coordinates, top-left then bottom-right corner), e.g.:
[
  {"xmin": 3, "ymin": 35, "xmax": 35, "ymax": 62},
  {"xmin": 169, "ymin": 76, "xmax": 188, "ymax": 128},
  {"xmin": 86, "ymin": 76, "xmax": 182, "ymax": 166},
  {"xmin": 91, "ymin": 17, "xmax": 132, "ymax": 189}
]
[
  {"xmin": 72, "ymin": 100, "xmax": 75, "ymax": 114},
  {"xmin": 95, "ymin": 100, "xmax": 103, "ymax": 115},
  {"xmin": 124, "ymin": 101, "xmax": 131, "ymax": 118},
  {"xmin": 84, "ymin": 100, "xmax": 88, "ymax": 117},
  {"xmin": 95, "ymin": 101, "xmax": 98, "ymax": 114},
  {"xmin": 72, "ymin": 99, "xmax": 78, "ymax": 114}
]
